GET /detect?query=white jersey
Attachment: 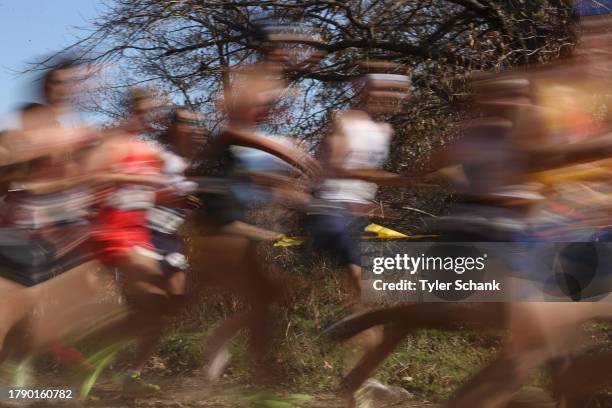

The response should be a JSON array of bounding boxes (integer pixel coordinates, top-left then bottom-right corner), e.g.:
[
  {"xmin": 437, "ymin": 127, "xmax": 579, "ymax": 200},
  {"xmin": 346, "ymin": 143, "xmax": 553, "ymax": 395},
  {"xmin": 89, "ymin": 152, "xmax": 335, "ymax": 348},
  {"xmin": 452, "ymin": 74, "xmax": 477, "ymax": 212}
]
[
  {"xmin": 318, "ymin": 113, "xmax": 392, "ymax": 204},
  {"xmin": 160, "ymin": 150, "xmax": 196, "ymax": 193},
  {"xmin": 146, "ymin": 149, "xmax": 194, "ymax": 234},
  {"xmin": 6, "ymin": 185, "xmax": 93, "ymax": 229}
]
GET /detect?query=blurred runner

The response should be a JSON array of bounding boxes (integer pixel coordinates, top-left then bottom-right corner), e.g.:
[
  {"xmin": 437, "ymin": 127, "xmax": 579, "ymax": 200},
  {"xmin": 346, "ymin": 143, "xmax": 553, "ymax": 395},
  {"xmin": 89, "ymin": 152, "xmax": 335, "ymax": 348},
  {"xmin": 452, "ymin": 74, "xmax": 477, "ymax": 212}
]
[
  {"xmin": 0, "ymin": 60, "xmax": 118, "ymax": 382},
  {"xmin": 81, "ymin": 88, "xmax": 173, "ymax": 347},
  {"xmin": 307, "ymin": 63, "xmax": 411, "ymax": 407},
  {"xmin": 308, "ymin": 68, "xmax": 410, "ymax": 305},
  {"xmin": 190, "ymin": 62, "xmax": 317, "ymax": 383},
  {"xmin": 121, "ymin": 106, "xmax": 202, "ymax": 393}
]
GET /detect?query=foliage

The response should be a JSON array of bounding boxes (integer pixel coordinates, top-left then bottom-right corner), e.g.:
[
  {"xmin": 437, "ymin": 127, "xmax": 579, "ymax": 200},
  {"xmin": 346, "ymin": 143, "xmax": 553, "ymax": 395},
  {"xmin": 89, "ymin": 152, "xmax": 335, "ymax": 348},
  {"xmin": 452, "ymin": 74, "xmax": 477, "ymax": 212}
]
[{"xmin": 42, "ymin": 1, "xmax": 577, "ymax": 171}]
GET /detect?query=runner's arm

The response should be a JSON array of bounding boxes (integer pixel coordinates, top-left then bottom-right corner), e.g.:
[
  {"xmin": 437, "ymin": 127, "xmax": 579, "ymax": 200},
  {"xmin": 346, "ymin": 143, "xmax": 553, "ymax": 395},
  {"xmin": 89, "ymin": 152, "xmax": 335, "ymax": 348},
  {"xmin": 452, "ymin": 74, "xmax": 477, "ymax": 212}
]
[
  {"xmin": 222, "ymin": 127, "xmax": 320, "ymax": 178},
  {"xmin": 21, "ymin": 173, "xmax": 168, "ymax": 195},
  {"xmin": 328, "ymin": 168, "xmax": 423, "ymax": 186}
]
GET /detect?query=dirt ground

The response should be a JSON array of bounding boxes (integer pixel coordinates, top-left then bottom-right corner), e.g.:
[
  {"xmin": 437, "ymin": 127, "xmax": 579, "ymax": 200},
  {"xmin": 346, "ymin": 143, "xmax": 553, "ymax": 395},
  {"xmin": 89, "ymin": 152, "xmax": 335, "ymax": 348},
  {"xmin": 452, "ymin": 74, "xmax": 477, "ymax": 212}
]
[
  {"xmin": 86, "ymin": 373, "xmax": 437, "ymax": 408},
  {"xmin": 0, "ymin": 370, "xmax": 438, "ymax": 408}
]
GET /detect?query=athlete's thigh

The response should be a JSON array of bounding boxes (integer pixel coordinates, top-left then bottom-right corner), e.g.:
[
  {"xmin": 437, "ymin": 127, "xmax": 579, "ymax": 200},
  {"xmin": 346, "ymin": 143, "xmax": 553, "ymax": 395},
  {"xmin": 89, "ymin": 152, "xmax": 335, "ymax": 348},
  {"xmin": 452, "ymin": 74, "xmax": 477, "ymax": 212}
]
[
  {"xmin": 188, "ymin": 234, "xmax": 253, "ymax": 285},
  {"xmin": 0, "ymin": 277, "xmax": 24, "ymax": 297},
  {"xmin": 25, "ymin": 261, "xmax": 125, "ymax": 351},
  {"xmin": 505, "ymin": 302, "xmax": 588, "ymax": 354}
]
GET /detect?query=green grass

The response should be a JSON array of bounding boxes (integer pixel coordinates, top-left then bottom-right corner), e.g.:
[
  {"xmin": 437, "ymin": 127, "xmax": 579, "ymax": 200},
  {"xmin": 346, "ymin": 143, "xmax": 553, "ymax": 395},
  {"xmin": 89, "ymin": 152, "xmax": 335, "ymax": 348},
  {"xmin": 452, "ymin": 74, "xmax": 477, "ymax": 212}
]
[
  {"xmin": 157, "ymin": 331, "xmax": 207, "ymax": 373},
  {"xmin": 147, "ymin": 253, "xmax": 503, "ymax": 403},
  {"xmin": 150, "ymin": 320, "xmax": 612, "ymax": 405},
  {"xmin": 149, "ymin": 324, "xmax": 499, "ymax": 403},
  {"xmin": 27, "ymin": 229, "xmax": 612, "ymax": 405},
  {"xmin": 376, "ymin": 330, "xmax": 498, "ymax": 401}
]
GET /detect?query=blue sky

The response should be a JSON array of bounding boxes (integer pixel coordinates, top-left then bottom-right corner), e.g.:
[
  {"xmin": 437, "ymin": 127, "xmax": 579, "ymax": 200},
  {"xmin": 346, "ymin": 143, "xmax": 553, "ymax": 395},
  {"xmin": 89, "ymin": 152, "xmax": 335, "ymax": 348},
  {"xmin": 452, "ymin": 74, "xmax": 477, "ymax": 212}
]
[{"xmin": 0, "ymin": 0, "xmax": 101, "ymax": 126}]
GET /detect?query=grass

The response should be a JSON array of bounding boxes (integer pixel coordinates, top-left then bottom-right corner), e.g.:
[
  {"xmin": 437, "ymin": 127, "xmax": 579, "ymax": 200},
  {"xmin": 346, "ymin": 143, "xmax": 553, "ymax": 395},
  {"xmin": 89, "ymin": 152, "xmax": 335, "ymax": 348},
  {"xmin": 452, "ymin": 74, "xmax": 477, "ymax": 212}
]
[
  {"xmin": 148, "ymin": 323, "xmax": 499, "ymax": 403},
  {"xmin": 377, "ymin": 330, "xmax": 498, "ymax": 401},
  {"xmin": 145, "ymin": 245, "xmax": 503, "ymax": 403},
  {"xmin": 149, "ymin": 318, "xmax": 612, "ymax": 406},
  {"xmin": 21, "ymin": 213, "xmax": 612, "ymax": 406}
]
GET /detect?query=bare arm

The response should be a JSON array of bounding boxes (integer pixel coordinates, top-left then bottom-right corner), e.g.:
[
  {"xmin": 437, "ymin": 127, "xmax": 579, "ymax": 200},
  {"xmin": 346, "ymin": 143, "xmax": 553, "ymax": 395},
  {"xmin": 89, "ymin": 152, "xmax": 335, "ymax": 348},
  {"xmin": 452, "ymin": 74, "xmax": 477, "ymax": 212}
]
[
  {"xmin": 329, "ymin": 168, "xmax": 423, "ymax": 186},
  {"xmin": 19, "ymin": 174, "xmax": 98, "ymax": 195},
  {"xmin": 20, "ymin": 173, "xmax": 168, "ymax": 195},
  {"xmin": 0, "ymin": 127, "xmax": 100, "ymax": 167},
  {"xmin": 220, "ymin": 127, "xmax": 320, "ymax": 177}
]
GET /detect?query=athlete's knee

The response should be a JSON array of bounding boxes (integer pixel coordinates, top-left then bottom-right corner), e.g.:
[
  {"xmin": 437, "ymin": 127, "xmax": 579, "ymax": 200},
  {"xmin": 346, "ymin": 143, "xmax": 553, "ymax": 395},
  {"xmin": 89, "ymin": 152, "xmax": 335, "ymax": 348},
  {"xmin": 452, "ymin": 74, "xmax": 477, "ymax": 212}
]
[{"xmin": 122, "ymin": 272, "xmax": 169, "ymax": 311}]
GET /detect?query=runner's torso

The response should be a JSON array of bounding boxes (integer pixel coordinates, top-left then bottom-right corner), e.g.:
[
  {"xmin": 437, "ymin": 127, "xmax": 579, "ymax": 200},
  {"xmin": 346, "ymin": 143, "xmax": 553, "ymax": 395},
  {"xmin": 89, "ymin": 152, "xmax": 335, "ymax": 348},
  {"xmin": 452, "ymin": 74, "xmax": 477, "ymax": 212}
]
[
  {"xmin": 88, "ymin": 136, "xmax": 165, "ymax": 264},
  {"xmin": 316, "ymin": 112, "xmax": 392, "ymax": 207},
  {"xmin": 146, "ymin": 149, "xmax": 193, "ymax": 235}
]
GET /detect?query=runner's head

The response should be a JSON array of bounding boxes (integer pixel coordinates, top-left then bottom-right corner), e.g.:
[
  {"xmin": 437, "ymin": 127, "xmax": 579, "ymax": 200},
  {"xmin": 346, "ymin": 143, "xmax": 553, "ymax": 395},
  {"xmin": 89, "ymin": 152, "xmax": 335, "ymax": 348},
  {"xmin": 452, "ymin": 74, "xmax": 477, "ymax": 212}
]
[
  {"xmin": 469, "ymin": 74, "xmax": 532, "ymax": 119},
  {"xmin": 163, "ymin": 107, "xmax": 205, "ymax": 158},
  {"xmin": 41, "ymin": 58, "xmax": 79, "ymax": 108},
  {"xmin": 355, "ymin": 61, "xmax": 411, "ymax": 115},
  {"xmin": 127, "ymin": 87, "xmax": 159, "ymax": 132},
  {"xmin": 224, "ymin": 75, "xmax": 284, "ymax": 126},
  {"xmin": 250, "ymin": 17, "xmax": 326, "ymax": 70}
]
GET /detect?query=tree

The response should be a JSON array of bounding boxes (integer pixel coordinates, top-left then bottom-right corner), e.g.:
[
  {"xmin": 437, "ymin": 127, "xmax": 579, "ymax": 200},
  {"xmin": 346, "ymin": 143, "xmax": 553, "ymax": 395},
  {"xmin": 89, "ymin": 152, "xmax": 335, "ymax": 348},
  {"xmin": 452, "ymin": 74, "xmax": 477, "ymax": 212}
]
[{"xmin": 40, "ymin": 1, "xmax": 577, "ymax": 178}]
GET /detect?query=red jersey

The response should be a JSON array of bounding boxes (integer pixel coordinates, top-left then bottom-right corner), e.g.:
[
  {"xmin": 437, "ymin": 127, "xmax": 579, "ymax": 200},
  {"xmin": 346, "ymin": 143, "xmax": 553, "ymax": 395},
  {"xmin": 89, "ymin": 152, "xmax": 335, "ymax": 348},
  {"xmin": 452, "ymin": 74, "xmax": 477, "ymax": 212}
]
[{"xmin": 90, "ymin": 140, "xmax": 164, "ymax": 265}]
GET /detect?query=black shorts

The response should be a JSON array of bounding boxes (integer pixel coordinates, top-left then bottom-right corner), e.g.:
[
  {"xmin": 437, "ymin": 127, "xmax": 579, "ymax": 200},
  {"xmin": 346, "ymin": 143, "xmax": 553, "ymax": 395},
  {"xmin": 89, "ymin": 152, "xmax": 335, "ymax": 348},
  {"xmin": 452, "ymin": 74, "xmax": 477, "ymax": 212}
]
[
  {"xmin": 196, "ymin": 192, "xmax": 246, "ymax": 227},
  {"xmin": 306, "ymin": 213, "xmax": 366, "ymax": 267},
  {"xmin": 594, "ymin": 228, "xmax": 612, "ymax": 242},
  {"xmin": 0, "ymin": 237, "xmax": 94, "ymax": 286},
  {"xmin": 151, "ymin": 231, "xmax": 187, "ymax": 273}
]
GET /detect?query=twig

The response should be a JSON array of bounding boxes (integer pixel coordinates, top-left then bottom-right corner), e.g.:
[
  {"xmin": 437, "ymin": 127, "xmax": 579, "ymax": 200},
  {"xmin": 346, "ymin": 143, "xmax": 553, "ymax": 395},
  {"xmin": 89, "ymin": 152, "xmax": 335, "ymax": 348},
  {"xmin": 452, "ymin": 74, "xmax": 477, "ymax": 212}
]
[{"xmin": 400, "ymin": 206, "xmax": 438, "ymax": 218}]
